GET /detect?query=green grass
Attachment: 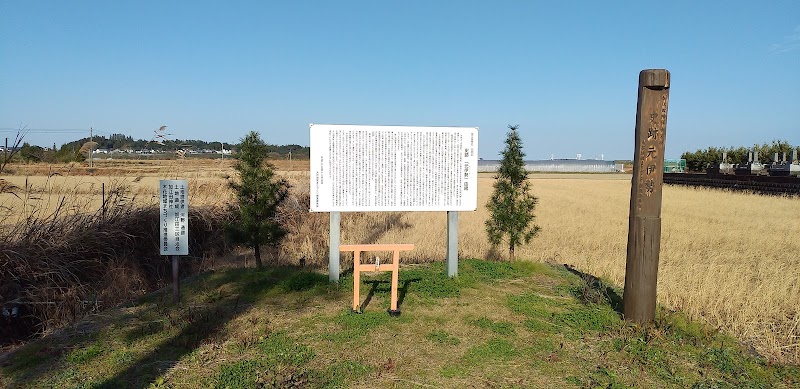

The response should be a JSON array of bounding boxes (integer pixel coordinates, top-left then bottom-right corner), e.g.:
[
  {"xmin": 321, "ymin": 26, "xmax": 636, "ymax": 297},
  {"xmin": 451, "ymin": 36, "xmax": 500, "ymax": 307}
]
[
  {"xmin": 1, "ymin": 260, "xmax": 797, "ymax": 388},
  {"xmin": 426, "ymin": 329, "xmax": 461, "ymax": 345}
]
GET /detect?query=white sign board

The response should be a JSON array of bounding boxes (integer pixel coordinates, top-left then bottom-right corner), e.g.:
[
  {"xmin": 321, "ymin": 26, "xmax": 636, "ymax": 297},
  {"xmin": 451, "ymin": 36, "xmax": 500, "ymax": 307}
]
[
  {"xmin": 310, "ymin": 124, "xmax": 478, "ymax": 212},
  {"xmin": 159, "ymin": 179, "xmax": 189, "ymax": 256}
]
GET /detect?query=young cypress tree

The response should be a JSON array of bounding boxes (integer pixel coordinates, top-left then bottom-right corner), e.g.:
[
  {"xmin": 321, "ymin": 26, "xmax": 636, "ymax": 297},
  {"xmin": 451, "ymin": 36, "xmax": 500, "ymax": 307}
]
[
  {"xmin": 485, "ymin": 125, "xmax": 540, "ymax": 260},
  {"xmin": 226, "ymin": 131, "xmax": 290, "ymax": 268}
]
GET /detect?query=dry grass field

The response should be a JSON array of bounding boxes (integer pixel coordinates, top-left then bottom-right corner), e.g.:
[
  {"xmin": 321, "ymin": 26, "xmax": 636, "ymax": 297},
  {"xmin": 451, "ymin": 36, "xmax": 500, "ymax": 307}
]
[{"xmin": 2, "ymin": 159, "xmax": 798, "ymax": 364}]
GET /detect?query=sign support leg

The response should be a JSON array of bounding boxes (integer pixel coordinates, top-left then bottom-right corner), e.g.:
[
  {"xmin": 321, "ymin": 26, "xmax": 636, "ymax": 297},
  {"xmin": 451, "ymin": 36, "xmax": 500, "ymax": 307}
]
[
  {"xmin": 172, "ymin": 255, "xmax": 180, "ymax": 304},
  {"xmin": 329, "ymin": 211, "xmax": 341, "ymax": 282},
  {"xmin": 447, "ymin": 211, "xmax": 458, "ymax": 277}
]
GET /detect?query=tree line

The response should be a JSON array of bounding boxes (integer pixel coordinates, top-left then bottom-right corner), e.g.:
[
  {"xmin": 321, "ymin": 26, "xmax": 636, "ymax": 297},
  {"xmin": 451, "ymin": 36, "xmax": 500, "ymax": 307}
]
[
  {"xmin": 681, "ymin": 140, "xmax": 799, "ymax": 172},
  {"xmin": 9, "ymin": 134, "xmax": 310, "ymax": 163}
]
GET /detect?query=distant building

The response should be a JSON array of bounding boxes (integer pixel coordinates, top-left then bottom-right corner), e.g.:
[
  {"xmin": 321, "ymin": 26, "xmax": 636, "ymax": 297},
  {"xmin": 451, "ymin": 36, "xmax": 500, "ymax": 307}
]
[{"xmin": 478, "ymin": 159, "xmax": 620, "ymax": 173}]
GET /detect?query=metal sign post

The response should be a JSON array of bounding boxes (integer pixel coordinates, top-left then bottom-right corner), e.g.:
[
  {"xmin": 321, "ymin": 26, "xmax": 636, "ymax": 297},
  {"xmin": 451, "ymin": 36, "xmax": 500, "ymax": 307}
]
[
  {"xmin": 160, "ymin": 179, "xmax": 189, "ymax": 303},
  {"xmin": 623, "ymin": 69, "xmax": 670, "ymax": 324},
  {"xmin": 447, "ymin": 211, "xmax": 458, "ymax": 277},
  {"xmin": 329, "ymin": 212, "xmax": 341, "ymax": 282}
]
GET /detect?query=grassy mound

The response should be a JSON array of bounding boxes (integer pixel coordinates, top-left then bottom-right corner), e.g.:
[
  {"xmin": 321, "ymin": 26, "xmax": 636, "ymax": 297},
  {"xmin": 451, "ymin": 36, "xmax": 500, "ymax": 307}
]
[{"xmin": 1, "ymin": 259, "xmax": 797, "ymax": 388}]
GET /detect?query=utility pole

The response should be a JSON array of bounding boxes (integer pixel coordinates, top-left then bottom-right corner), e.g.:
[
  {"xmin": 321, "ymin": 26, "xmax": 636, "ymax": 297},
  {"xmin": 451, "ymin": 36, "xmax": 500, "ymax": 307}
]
[
  {"xmin": 89, "ymin": 127, "xmax": 94, "ymax": 168},
  {"xmin": 220, "ymin": 142, "xmax": 224, "ymax": 161}
]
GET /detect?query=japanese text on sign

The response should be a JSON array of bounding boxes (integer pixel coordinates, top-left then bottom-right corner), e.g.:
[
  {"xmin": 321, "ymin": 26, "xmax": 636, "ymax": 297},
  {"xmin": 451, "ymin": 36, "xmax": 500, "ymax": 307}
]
[
  {"xmin": 636, "ymin": 93, "xmax": 668, "ymax": 211},
  {"xmin": 159, "ymin": 179, "xmax": 189, "ymax": 255},
  {"xmin": 310, "ymin": 124, "xmax": 478, "ymax": 212}
]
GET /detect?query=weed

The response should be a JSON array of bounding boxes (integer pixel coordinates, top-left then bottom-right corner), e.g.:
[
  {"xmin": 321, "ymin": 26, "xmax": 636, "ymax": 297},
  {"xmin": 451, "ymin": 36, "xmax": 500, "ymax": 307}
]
[
  {"xmin": 281, "ymin": 271, "xmax": 328, "ymax": 292},
  {"xmin": 66, "ymin": 343, "xmax": 104, "ymax": 364},
  {"xmin": 217, "ymin": 333, "xmax": 316, "ymax": 388},
  {"xmin": 584, "ymin": 366, "xmax": 627, "ymax": 389},
  {"xmin": 312, "ymin": 360, "xmax": 372, "ymax": 388},
  {"xmin": 398, "ymin": 266, "xmax": 465, "ymax": 300},
  {"xmin": 469, "ymin": 317, "xmax": 515, "ymax": 336},
  {"xmin": 440, "ymin": 365, "xmax": 468, "ymax": 378},
  {"xmin": 257, "ymin": 332, "xmax": 315, "ymax": 366},
  {"xmin": 334, "ymin": 309, "xmax": 390, "ymax": 331},
  {"xmin": 507, "ymin": 293, "xmax": 564, "ymax": 318},
  {"xmin": 216, "ymin": 359, "xmax": 265, "ymax": 388},
  {"xmin": 425, "ymin": 330, "xmax": 461, "ymax": 345},
  {"xmin": 4, "ymin": 343, "xmax": 49, "ymax": 373},
  {"xmin": 656, "ymin": 309, "xmax": 713, "ymax": 346},
  {"xmin": 523, "ymin": 318, "xmax": 555, "ymax": 333},
  {"xmin": 464, "ymin": 337, "xmax": 518, "ymax": 364},
  {"xmin": 553, "ymin": 305, "xmax": 620, "ymax": 333}
]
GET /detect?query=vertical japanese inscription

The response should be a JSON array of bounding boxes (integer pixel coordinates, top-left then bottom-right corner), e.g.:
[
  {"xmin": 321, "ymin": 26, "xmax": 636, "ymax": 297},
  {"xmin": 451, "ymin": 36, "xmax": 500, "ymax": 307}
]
[
  {"xmin": 159, "ymin": 179, "xmax": 189, "ymax": 256},
  {"xmin": 311, "ymin": 125, "xmax": 477, "ymax": 211},
  {"xmin": 634, "ymin": 75, "xmax": 669, "ymax": 215}
]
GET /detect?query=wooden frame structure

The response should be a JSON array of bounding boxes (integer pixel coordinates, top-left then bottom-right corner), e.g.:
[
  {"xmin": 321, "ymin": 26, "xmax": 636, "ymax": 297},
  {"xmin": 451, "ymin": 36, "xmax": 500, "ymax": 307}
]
[{"xmin": 340, "ymin": 243, "xmax": 414, "ymax": 315}]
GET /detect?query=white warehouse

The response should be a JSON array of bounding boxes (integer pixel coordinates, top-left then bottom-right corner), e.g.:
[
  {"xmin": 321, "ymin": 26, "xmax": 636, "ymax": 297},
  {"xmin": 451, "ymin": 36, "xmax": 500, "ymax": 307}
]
[{"xmin": 478, "ymin": 159, "xmax": 621, "ymax": 173}]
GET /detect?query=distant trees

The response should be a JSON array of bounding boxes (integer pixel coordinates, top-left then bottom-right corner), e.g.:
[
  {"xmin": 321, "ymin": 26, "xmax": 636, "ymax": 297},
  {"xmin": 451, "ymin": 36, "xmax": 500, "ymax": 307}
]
[
  {"xmin": 52, "ymin": 134, "xmax": 310, "ymax": 158},
  {"xmin": 225, "ymin": 131, "xmax": 291, "ymax": 268},
  {"xmin": 681, "ymin": 140, "xmax": 798, "ymax": 172},
  {"xmin": 19, "ymin": 143, "xmax": 44, "ymax": 162},
  {"xmin": 485, "ymin": 125, "xmax": 540, "ymax": 260},
  {"xmin": 6, "ymin": 132, "xmax": 311, "ymax": 165}
]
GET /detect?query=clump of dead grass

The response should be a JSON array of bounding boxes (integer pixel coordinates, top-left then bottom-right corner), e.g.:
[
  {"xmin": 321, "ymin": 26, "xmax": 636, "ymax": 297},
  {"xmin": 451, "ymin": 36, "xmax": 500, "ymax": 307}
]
[{"xmin": 0, "ymin": 179, "xmax": 234, "ymax": 343}]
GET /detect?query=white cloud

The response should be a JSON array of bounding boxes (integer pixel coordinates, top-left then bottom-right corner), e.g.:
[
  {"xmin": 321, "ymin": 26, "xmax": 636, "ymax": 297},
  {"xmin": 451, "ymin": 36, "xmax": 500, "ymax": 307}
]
[{"xmin": 769, "ymin": 25, "xmax": 800, "ymax": 54}]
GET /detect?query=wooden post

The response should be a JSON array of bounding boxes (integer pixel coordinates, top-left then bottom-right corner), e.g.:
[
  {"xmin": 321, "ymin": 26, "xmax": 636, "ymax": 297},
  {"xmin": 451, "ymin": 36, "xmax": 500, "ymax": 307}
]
[
  {"xmin": 172, "ymin": 255, "xmax": 180, "ymax": 303},
  {"xmin": 352, "ymin": 250, "xmax": 361, "ymax": 311},
  {"xmin": 623, "ymin": 69, "xmax": 670, "ymax": 324},
  {"xmin": 101, "ymin": 182, "xmax": 106, "ymax": 219}
]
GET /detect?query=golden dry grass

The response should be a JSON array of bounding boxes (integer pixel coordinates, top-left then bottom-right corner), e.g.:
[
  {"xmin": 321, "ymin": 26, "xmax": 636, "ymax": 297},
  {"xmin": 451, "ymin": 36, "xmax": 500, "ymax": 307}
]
[{"xmin": 2, "ymin": 160, "xmax": 798, "ymax": 364}]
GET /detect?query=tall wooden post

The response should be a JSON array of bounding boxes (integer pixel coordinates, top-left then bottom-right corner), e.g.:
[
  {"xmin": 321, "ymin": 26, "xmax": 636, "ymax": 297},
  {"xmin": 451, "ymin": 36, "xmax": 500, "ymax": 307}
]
[{"xmin": 623, "ymin": 69, "xmax": 670, "ymax": 324}]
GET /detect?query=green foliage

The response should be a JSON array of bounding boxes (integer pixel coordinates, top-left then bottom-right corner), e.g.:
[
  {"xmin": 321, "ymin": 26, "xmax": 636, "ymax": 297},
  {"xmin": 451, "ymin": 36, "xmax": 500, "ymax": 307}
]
[
  {"xmin": 334, "ymin": 309, "xmax": 391, "ymax": 330},
  {"xmin": 507, "ymin": 289, "xmax": 621, "ymax": 337},
  {"xmin": 216, "ymin": 359, "xmax": 264, "ymax": 388},
  {"xmin": 225, "ymin": 131, "xmax": 291, "ymax": 268},
  {"xmin": 425, "ymin": 329, "xmax": 461, "ymax": 345},
  {"xmin": 257, "ymin": 332, "xmax": 316, "ymax": 365},
  {"xmin": 681, "ymin": 140, "xmax": 798, "ymax": 172},
  {"xmin": 485, "ymin": 125, "xmax": 540, "ymax": 259},
  {"xmin": 281, "ymin": 271, "xmax": 329, "ymax": 292},
  {"xmin": 66, "ymin": 343, "xmax": 104, "ymax": 364},
  {"xmin": 19, "ymin": 142, "xmax": 44, "ymax": 162},
  {"xmin": 441, "ymin": 338, "xmax": 518, "ymax": 378},
  {"xmin": 507, "ymin": 293, "xmax": 562, "ymax": 318},
  {"xmin": 464, "ymin": 338, "xmax": 518, "ymax": 363},
  {"xmin": 216, "ymin": 333, "xmax": 316, "ymax": 388}
]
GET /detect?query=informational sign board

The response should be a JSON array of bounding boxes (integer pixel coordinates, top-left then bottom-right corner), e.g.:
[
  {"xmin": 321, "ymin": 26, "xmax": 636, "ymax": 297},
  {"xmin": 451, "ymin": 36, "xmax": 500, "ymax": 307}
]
[
  {"xmin": 310, "ymin": 124, "xmax": 478, "ymax": 212},
  {"xmin": 159, "ymin": 179, "xmax": 189, "ymax": 256}
]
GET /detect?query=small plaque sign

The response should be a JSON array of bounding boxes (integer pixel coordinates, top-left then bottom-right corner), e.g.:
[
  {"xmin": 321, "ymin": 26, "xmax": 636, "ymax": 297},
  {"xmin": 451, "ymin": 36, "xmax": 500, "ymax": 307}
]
[{"xmin": 159, "ymin": 179, "xmax": 189, "ymax": 256}]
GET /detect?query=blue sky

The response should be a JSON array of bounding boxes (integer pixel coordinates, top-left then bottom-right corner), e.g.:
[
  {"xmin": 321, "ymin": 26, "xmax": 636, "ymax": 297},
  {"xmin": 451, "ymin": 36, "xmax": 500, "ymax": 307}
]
[{"xmin": 1, "ymin": 1, "xmax": 798, "ymax": 160}]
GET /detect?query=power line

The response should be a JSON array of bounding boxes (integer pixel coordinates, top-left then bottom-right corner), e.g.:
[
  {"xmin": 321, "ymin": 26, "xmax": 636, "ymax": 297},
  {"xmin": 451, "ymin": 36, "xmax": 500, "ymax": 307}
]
[{"xmin": 0, "ymin": 128, "xmax": 117, "ymax": 136}]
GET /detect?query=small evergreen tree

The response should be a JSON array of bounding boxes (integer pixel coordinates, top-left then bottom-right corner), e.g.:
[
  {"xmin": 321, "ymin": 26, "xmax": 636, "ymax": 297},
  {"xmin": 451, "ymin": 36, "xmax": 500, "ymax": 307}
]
[
  {"xmin": 485, "ymin": 125, "xmax": 540, "ymax": 260},
  {"xmin": 226, "ymin": 131, "xmax": 290, "ymax": 268}
]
